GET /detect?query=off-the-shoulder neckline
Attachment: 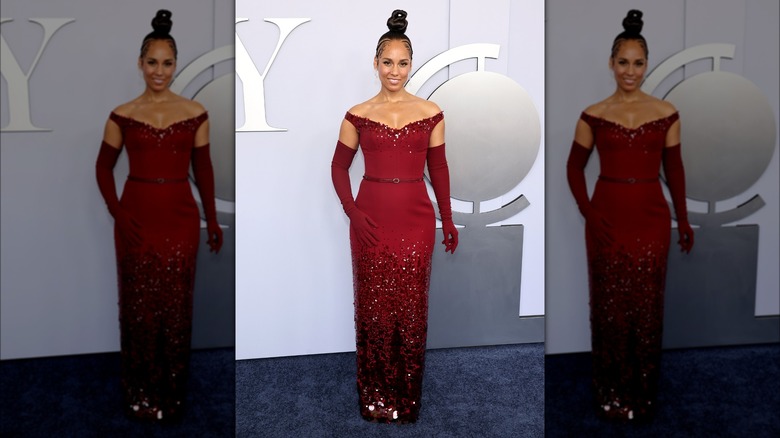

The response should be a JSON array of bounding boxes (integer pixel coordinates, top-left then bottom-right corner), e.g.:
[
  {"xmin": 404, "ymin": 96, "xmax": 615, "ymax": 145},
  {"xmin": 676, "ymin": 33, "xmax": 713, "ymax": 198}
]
[
  {"xmin": 580, "ymin": 111, "xmax": 678, "ymax": 131},
  {"xmin": 110, "ymin": 111, "xmax": 208, "ymax": 131},
  {"xmin": 345, "ymin": 111, "xmax": 443, "ymax": 131}
]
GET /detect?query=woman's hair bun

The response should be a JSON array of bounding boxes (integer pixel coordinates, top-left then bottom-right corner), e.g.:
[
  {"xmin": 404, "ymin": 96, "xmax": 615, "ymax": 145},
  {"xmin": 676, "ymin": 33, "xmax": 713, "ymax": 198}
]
[
  {"xmin": 386, "ymin": 10, "xmax": 408, "ymax": 34},
  {"xmin": 151, "ymin": 9, "xmax": 173, "ymax": 35},
  {"xmin": 622, "ymin": 9, "xmax": 643, "ymax": 35}
]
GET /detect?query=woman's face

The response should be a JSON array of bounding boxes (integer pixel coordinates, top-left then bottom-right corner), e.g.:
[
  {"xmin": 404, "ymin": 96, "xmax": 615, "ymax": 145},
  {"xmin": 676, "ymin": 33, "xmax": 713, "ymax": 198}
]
[
  {"xmin": 609, "ymin": 39, "xmax": 647, "ymax": 92},
  {"xmin": 374, "ymin": 39, "xmax": 412, "ymax": 93},
  {"xmin": 138, "ymin": 39, "xmax": 177, "ymax": 92}
]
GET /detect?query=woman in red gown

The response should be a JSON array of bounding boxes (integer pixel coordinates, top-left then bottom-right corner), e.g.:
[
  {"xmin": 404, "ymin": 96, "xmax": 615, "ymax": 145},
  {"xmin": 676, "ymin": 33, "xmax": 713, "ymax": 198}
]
[
  {"xmin": 331, "ymin": 10, "xmax": 458, "ymax": 423},
  {"xmin": 566, "ymin": 10, "xmax": 694, "ymax": 421},
  {"xmin": 95, "ymin": 10, "xmax": 222, "ymax": 421}
]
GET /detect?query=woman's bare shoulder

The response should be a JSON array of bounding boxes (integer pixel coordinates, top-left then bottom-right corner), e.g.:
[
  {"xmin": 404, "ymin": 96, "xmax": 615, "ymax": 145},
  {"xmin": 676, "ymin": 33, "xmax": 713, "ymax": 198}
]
[
  {"xmin": 582, "ymin": 100, "xmax": 609, "ymax": 118},
  {"xmin": 647, "ymin": 96, "xmax": 677, "ymax": 116},
  {"xmin": 346, "ymin": 101, "xmax": 373, "ymax": 118},
  {"xmin": 416, "ymin": 98, "xmax": 442, "ymax": 117},
  {"xmin": 176, "ymin": 97, "xmax": 207, "ymax": 117},
  {"xmin": 111, "ymin": 100, "xmax": 139, "ymax": 117}
]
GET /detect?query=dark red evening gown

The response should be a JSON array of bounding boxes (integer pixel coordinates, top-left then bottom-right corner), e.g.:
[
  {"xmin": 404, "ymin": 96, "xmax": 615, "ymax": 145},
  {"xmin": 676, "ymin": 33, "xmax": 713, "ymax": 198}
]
[
  {"xmin": 344, "ymin": 111, "xmax": 443, "ymax": 422},
  {"xmin": 109, "ymin": 111, "xmax": 207, "ymax": 420},
  {"xmin": 579, "ymin": 111, "xmax": 679, "ymax": 420}
]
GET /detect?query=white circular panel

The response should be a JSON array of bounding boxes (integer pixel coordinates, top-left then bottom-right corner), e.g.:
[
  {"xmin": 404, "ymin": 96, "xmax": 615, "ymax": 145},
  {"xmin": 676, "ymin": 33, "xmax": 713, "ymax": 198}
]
[
  {"xmin": 429, "ymin": 71, "xmax": 541, "ymax": 202},
  {"xmin": 666, "ymin": 71, "xmax": 776, "ymax": 202}
]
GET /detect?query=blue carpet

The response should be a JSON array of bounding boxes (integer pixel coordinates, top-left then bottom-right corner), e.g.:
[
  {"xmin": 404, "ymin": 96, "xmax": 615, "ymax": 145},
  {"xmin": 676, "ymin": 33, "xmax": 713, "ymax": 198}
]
[
  {"xmin": 236, "ymin": 343, "xmax": 545, "ymax": 437},
  {"xmin": 0, "ymin": 348, "xmax": 234, "ymax": 437},
  {"xmin": 5, "ymin": 342, "xmax": 771, "ymax": 436},
  {"xmin": 545, "ymin": 343, "xmax": 780, "ymax": 437}
]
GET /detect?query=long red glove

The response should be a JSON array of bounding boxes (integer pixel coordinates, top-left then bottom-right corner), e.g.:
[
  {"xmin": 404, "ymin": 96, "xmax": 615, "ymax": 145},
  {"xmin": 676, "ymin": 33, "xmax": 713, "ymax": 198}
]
[
  {"xmin": 427, "ymin": 144, "xmax": 458, "ymax": 253},
  {"xmin": 96, "ymin": 141, "xmax": 143, "ymax": 247},
  {"xmin": 192, "ymin": 144, "xmax": 223, "ymax": 253},
  {"xmin": 663, "ymin": 144, "xmax": 693, "ymax": 253},
  {"xmin": 331, "ymin": 141, "xmax": 379, "ymax": 247},
  {"xmin": 566, "ymin": 141, "xmax": 613, "ymax": 246}
]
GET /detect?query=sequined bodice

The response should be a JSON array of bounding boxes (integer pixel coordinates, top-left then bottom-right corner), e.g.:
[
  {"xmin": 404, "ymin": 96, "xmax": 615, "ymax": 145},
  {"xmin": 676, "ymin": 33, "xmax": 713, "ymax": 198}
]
[
  {"xmin": 581, "ymin": 112, "xmax": 678, "ymax": 180},
  {"xmin": 345, "ymin": 112, "xmax": 444, "ymax": 180},
  {"xmin": 110, "ymin": 112, "xmax": 208, "ymax": 180}
]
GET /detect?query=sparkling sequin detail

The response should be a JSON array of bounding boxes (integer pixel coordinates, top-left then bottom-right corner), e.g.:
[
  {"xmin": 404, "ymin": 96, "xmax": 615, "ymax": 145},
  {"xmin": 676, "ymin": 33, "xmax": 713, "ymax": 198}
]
[
  {"xmin": 586, "ymin": 239, "xmax": 666, "ymax": 421},
  {"xmin": 580, "ymin": 111, "xmax": 677, "ymax": 421},
  {"xmin": 110, "ymin": 112, "xmax": 205, "ymax": 421},
  {"xmin": 352, "ymin": 241, "xmax": 432, "ymax": 423},
  {"xmin": 110, "ymin": 112, "xmax": 207, "ymax": 178},
  {"xmin": 580, "ymin": 112, "xmax": 678, "ymax": 178},
  {"xmin": 117, "ymin": 242, "xmax": 196, "ymax": 421},
  {"xmin": 344, "ymin": 111, "xmax": 442, "ymax": 423}
]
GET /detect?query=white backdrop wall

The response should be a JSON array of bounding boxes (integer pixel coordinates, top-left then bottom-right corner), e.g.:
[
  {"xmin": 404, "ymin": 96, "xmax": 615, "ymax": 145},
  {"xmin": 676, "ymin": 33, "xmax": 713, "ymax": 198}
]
[
  {"xmin": 235, "ymin": 0, "xmax": 545, "ymax": 360},
  {"xmin": 545, "ymin": 0, "xmax": 780, "ymax": 354},
  {"xmin": 0, "ymin": 0, "xmax": 234, "ymax": 360}
]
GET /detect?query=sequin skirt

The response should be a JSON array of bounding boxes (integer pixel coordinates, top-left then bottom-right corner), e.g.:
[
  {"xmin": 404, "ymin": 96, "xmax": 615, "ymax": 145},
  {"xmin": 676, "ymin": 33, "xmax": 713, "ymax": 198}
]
[
  {"xmin": 586, "ymin": 180, "xmax": 671, "ymax": 421},
  {"xmin": 116, "ymin": 180, "xmax": 200, "ymax": 421},
  {"xmin": 351, "ymin": 181, "xmax": 435, "ymax": 422}
]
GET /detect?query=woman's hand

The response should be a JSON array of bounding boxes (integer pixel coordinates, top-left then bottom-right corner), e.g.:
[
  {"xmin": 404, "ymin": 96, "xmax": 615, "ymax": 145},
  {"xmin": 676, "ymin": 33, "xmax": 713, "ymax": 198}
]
[
  {"xmin": 586, "ymin": 209, "xmax": 614, "ymax": 247},
  {"xmin": 441, "ymin": 219, "xmax": 458, "ymax": 253},
  {"xmin": 206, "ymin": 220, "xmax": 223, "ymax": 253},
  {"xmin": 115, "ymin": 209, "xmax": 143, "ymax": 247},
  {"xmin": 677, "ymin": 220, "xmax": 694, "ymax": 254},
  {"xmin": 349, "ymin": 209, "xmax": 379, "ymax": 247}
]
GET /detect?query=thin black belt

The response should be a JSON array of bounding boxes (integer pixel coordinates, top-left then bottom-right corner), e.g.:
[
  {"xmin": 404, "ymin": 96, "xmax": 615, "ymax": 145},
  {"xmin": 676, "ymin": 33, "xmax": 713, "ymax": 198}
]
[
  {"xmin": 363, "ymin": 175, "xmax": 423, "ymax": 184},
  {"xmin": 128, "ymin": 175, "xmax": 188, "ymax": 184},
  {"xmin": 598, "ymin": 175, "xmax": 658, "ymax": 184}
]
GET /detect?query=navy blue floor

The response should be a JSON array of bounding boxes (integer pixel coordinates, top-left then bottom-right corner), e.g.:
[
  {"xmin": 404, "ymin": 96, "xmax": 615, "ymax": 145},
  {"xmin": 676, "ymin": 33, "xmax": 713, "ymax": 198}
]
[
  {"xmin": 236, "ymin": 343, "xmax": 545, "ymax": 437},
  {"xmin": 545, "ymin": 343, "xmax": 780, "ymax": 437},
  {"xmin": 1, "ymin": 348, "xmax": 234, "ymax": 437},
  {"xmin": 3, "ymin": 343, "xmax": 776, "ymax": 436}
]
